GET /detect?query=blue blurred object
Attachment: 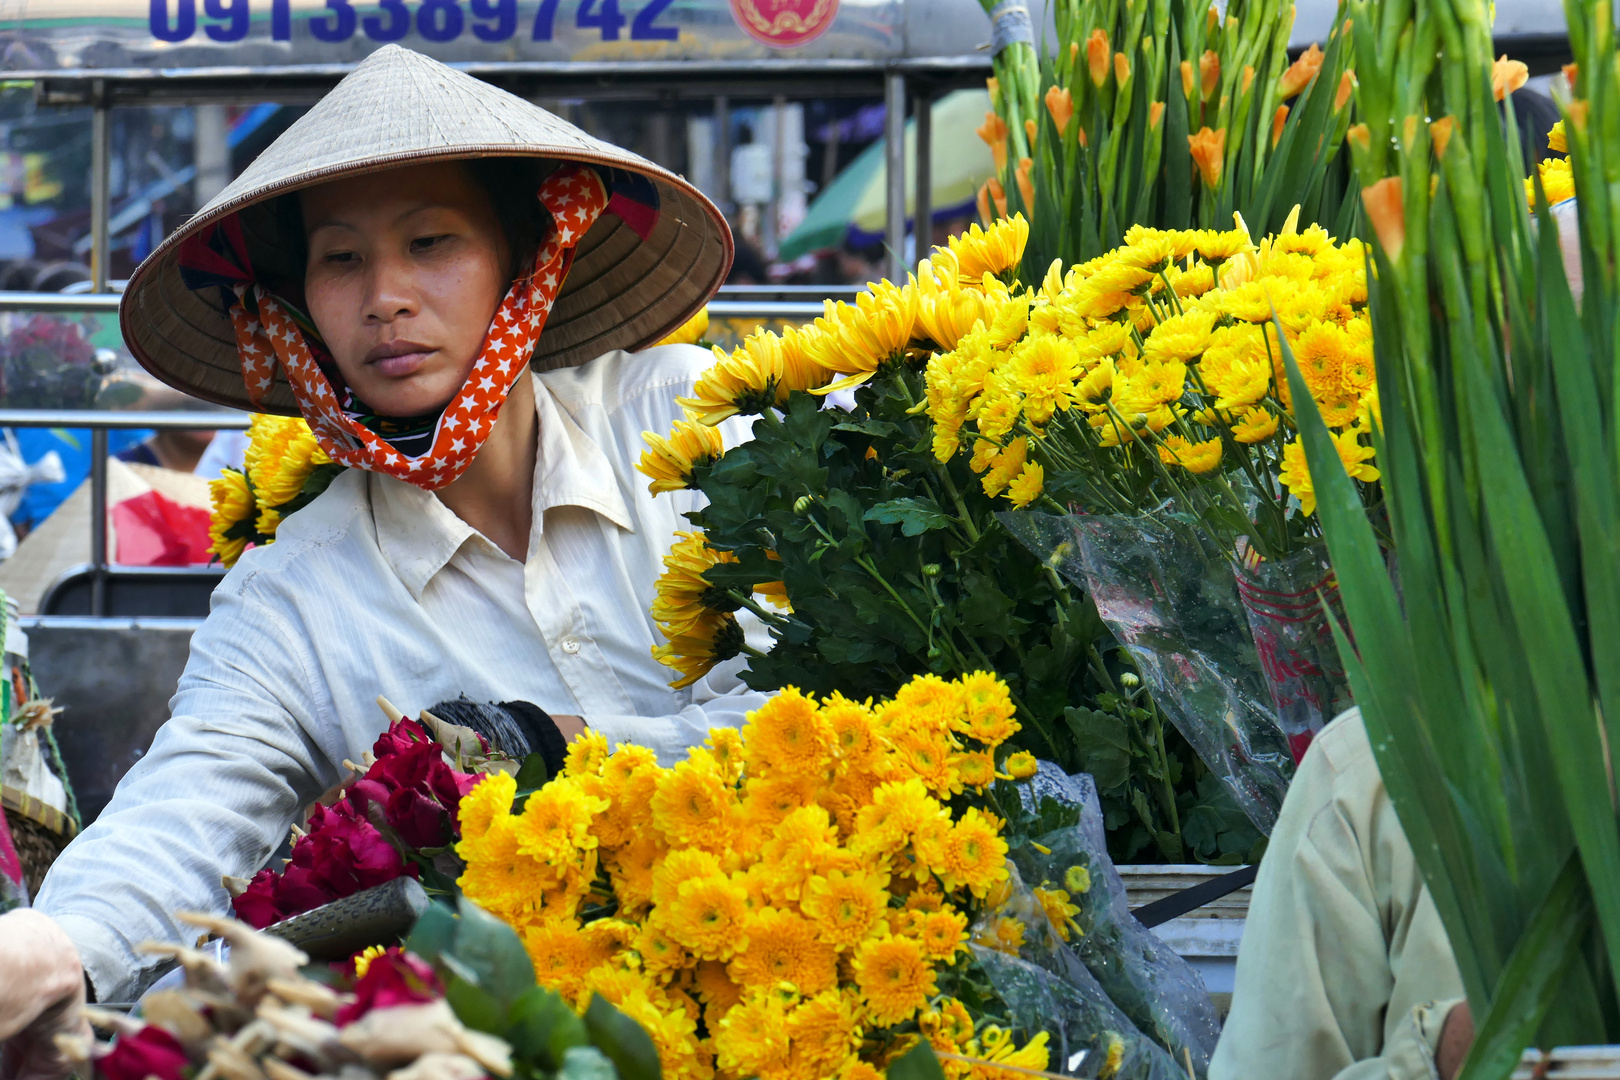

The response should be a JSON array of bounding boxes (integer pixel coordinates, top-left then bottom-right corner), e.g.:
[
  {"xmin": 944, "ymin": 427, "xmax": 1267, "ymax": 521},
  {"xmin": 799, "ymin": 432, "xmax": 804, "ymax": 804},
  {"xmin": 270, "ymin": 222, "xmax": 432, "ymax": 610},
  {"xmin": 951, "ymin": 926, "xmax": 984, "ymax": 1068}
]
[{"xmin": 11, "ymin": 427, "xmax": 152, "ymax": 529}]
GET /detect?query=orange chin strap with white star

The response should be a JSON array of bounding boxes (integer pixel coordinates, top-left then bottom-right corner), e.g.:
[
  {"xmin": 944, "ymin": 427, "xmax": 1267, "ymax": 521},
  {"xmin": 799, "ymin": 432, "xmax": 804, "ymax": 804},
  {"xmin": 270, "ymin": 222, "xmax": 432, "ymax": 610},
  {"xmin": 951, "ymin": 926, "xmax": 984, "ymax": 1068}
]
[{"xmin": 225, "ymin": 164, "xmax": 608, "ymax": 491}]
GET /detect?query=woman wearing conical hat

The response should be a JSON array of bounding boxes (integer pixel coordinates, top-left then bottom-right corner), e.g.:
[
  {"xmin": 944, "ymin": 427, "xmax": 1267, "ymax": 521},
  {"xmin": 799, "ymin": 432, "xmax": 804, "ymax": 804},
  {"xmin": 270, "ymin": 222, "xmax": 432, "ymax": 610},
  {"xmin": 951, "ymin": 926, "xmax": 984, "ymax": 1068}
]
[{"xmin": 0, "ymin": 45, "xmax": 759, "ymax": 1024}]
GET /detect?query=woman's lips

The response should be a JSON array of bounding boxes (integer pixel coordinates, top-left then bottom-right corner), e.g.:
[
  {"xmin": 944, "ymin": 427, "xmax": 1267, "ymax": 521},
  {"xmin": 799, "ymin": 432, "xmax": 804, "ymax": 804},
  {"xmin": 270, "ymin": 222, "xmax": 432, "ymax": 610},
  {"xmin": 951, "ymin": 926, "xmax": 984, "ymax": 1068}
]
[{"xmin": 365, "ymin": 342, "xmax": 435, "ymax": 378}]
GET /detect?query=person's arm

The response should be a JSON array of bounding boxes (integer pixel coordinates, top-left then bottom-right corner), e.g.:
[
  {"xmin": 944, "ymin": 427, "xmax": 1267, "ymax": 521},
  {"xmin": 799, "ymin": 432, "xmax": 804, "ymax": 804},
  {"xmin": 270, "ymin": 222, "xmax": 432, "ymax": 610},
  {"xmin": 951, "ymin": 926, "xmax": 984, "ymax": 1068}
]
[
  {"xmin": 0, "ymin": 909, "xmax": 89, "ymax": 1080},
  {"xmin": 583, "ymin": 635, "xmax": 772, "ymax": 765},
  {"xmin": 34, "ymin": 586, "xmax": 342, "ymax": 1003},
  {"xmin": 1209, "ymin": 712, "xmax": 1465, "ymax": 1080}
]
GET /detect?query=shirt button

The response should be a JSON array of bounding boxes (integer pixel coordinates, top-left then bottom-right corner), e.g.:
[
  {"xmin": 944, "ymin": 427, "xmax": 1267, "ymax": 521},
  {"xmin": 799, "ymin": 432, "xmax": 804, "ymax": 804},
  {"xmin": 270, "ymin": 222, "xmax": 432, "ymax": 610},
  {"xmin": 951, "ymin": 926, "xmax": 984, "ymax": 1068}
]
[{"xmin": 561, "ymin": 637, "xmax": 581, "ymax": 655}]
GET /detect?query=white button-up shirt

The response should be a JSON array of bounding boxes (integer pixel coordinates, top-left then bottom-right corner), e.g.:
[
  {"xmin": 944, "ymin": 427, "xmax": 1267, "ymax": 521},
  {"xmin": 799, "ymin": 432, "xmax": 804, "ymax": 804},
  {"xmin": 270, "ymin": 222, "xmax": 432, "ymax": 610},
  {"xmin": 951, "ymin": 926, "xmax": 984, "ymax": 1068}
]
[{"xmin": 37, "ymin": 346, "xmax": 768, "ymax": 1001}]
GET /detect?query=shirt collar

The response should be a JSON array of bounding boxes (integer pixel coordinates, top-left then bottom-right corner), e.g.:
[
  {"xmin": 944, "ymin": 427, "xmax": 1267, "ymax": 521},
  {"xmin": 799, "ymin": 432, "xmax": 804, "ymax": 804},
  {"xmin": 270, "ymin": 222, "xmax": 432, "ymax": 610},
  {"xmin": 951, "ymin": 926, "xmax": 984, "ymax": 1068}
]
[{"xmin": 373, "ymin": 372, "xmax": 636, "ymax": 600}]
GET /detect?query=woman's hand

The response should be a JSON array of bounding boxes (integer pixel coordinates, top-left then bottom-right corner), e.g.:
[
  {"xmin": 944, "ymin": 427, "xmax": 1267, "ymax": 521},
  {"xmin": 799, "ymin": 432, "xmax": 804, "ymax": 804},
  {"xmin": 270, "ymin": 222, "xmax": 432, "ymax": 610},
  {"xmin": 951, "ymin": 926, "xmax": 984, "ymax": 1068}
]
[
  {"xmin": 1436, "ymin": 1001, "xmax": 1474, "ymax": 1080},
  {"xmin": 550, "ymin": 715, "xmax": 586, "ymax": 741},
  {"xmin": 0, "ymin": 910, "xmax": 90, "ymax": 1080}
]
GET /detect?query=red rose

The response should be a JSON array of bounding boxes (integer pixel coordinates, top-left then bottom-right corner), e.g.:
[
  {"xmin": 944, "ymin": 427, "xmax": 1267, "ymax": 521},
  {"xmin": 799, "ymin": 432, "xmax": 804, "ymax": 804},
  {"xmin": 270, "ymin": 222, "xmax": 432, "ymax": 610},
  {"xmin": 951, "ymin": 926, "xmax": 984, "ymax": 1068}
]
[
  {"xmin": 231, "ymin": 868, "xmax": 285, "ymax": 929},
  {"xmin": 349, "ymin": 735, "xmax": 473, "ymax": 849},
  {"xmin": 96, "ymin": 1026, "xmax": 189, "ymax": 1080},
  {"xmin": 371, "ymin": 717, "xmax": 434, "ymax": 760},
  {"xmin": 334, "ymin": 948, "xmax": 442, "ymax": 1026},
  {"xmin": 303, "ymin": 802, "xmax": 412, "ymax": 893}
]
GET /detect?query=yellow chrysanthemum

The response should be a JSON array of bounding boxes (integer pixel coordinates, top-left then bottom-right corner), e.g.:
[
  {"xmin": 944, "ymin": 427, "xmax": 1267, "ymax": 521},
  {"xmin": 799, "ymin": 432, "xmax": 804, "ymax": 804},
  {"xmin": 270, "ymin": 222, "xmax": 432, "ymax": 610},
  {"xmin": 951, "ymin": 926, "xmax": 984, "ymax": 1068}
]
[
  {"xmin": 207, "ymin": 468, "xmax": 255, "ymax": 568},
  {"xmin": 729, "ymin": 906, "xmax": 839, "ymax": 994},
  {"xmin": 946, "ymin": 214, "xmax": 1030, "ymax": 281},
  {"xmin": 786, "ymin": 990, "xmax": 863, "ymax": 1076},
  {"xmin": 1065, "ymin": 864, "xmax": 1093, "ymax": 894},
  {"xmin": 455, "ymin": 771, "xmax": 517, "ymax": 853},
  {"xmin": 650, "ymin": 531, "xmax": 736, "ymax": 637},
  {"xmin": 1004, "ymin": 750, "xmax": 1038, "ymax": 780},
  {"xmin": 1004, "ymin": 335, "xmax": 1080, "ymax": 424},
  {"xmin": 1157, "ymin": 434, "xmax": 1223, "ymax": 474},
  {"xmin": 652, "ymin": 610, "xmax": 745, "ymax": 690},
  {"xmin": 853, "ymin": 778, "xmax": 947, "ymax": 858},
  {"xmin": 678, "ymin": 334, "xmax": 786, "ymax": 424},
  {"xmin": 918, "ymin": 806, "xmax": 1009, "ymax": 897},
  {"xmin": 958, "ymin": 669, "xmax": 1019, "ymax": 747},
  {"xmin": 851, "ymin": 935, "xmax": 937, "ymax": 1027},
  {"xmin": 654, "ymin": 872, "xmax": 751, "ymax": 962},
  {"xmin": 742, "ymin": 687, "xmax": 835, "ymax": 780},
  {"xmin": 713, "ymin": 990, "xmax": 791, "ymax": 1078},
  {"xmin": 656, "ymin": 306, "xmax": 710, "ymax": 347},
  {"xmin": 651, "ymin": 750, "xmax": 739, "ymax": 851},
  {"xmin": 1230, "ymin": 407, "xmax": 1281, "ymax": 444},
  {"xmin": 1526, "ymin": 156, "xmax": 1575, "ymax": 207},
  {"xmin": 913, "ymin": 907, "xmax": 970, "ymax": 962},
  {"xmin": 808, "ymin": 280, "xmax": 920, "ymax": 394},
  {"xmin": 515, "ymin": 775, "xmax": 608, "ymax": 866},
  {"xmin": 637, "ymin": 419, "xmax": 725, "ymax": 495},
  {"xmin": 800, "ymin": 868, "xmax": 891, "ymax": 949},
  {"xmin": 1034, "ymin": 886, "xmax": 1083, "ymax": 941}
]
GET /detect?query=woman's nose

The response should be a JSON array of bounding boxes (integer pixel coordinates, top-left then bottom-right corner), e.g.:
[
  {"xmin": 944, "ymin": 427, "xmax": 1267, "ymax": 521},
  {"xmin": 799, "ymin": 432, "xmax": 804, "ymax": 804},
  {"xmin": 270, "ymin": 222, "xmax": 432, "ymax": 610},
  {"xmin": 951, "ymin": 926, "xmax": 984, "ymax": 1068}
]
[{"xmin": 362, "ymin": 252, "xmax": 420, "ymax": 323}]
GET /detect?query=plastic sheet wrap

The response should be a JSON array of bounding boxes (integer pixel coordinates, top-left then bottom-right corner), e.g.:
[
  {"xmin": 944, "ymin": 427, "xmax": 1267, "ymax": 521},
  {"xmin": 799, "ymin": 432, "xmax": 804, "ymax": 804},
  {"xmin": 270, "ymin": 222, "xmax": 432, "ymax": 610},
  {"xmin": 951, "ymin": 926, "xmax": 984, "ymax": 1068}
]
[
  {"xmin": 999, "ymin": 510, "xmax": 1296, "ymax": 833},
  {"xmin": 1015, "ymin": 765, "xmax": 1220, "ymax": 1073}
]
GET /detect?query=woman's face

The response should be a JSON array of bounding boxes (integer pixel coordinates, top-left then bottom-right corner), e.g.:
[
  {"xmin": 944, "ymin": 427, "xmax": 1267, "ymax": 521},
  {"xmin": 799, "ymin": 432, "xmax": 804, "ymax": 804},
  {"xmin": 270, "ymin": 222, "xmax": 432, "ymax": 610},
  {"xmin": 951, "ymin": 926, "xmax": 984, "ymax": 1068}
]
[{"xmin": 302, "ymin": 162, "xmax": 511, "ymax": 417}]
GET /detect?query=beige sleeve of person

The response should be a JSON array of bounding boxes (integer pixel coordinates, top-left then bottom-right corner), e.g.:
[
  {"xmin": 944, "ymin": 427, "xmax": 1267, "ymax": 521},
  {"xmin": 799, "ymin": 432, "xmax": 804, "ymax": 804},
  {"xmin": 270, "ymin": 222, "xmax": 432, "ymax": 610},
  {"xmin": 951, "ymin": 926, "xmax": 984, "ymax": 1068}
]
[{"xmin": 1208, "ymin": 710, "xmax": 1465, "ymax": 1080}]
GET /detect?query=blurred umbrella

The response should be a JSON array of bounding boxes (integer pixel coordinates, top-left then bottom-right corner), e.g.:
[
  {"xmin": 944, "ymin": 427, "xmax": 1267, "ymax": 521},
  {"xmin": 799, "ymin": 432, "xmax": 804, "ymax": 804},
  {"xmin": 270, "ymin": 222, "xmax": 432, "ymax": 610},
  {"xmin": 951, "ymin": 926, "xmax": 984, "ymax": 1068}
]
[{"xmin": 780, "ymin": 90, "xmax": 994, "ymax": 262}]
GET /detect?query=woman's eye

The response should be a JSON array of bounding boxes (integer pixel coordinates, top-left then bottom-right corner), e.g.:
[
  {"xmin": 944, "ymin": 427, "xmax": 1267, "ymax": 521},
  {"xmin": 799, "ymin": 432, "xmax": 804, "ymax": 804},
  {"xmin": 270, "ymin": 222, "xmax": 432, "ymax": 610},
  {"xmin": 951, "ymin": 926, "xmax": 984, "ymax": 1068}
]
[
  {"xmin": 411, "ymin": 234, "xmax": 453, "ymax": 252},
  {"xmin": 322, "ymin": 251, "xmax": 356, "ymax": 265}
]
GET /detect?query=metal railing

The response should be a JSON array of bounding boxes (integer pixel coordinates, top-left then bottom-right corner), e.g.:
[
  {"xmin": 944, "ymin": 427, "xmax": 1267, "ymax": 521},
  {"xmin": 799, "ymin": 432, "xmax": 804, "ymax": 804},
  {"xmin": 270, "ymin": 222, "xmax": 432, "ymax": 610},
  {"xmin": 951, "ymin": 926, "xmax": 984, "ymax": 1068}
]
[{"xmin": 0, "ymin": 286, "xmax": 846, "ymax": 617}]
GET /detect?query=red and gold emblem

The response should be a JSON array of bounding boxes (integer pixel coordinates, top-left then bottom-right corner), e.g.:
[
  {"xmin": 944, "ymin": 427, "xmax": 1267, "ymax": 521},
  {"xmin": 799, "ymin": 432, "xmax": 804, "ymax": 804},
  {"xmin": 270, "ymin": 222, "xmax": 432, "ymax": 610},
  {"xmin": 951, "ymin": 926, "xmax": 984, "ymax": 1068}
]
[{"xmin": 729, "ymin": 0, "xmax": 838, "ymax": 48}]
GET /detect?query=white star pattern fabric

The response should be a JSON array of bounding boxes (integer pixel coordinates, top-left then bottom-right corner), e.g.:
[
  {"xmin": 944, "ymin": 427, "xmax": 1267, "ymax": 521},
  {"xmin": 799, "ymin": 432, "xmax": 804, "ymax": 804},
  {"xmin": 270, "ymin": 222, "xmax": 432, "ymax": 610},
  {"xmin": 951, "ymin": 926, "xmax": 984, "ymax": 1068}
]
[{"xmin": 226, "ymin": 165, "xmax": 610, "ymax": 491}]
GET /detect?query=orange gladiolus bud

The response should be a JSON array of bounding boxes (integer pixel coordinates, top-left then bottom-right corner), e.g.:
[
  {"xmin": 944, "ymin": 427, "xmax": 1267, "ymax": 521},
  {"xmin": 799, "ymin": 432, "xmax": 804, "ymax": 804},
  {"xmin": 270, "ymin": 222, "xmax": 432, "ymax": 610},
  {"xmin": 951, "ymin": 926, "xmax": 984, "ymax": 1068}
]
[
  {"xmin": 1334, "ymin": 69, "xmax": 1355, "ymax": 111},
  {"xmin": 1149, "ymin": 101, "xmax": 1166, "ymax": 129},
  {"xmin": 1200, "ymin": 51, "xmax": 1220, "ymax": 99},
  {"xmin": 987, "ymin": 76, "xmax": 1000, "ymax": 98},
  {"xmin": 1025, "ymin": 118, "xmax": 1038, "ymax": 146},
  {"xmin": 1361, "ymin": 177, "xmax": 1405, "ymax": 261},
  {"xmin": 1563, "ymin": 62, "xmax": 1578, "ymax": 91},
  {"xmin": 1087, "ymin": 29, "xmax": 1111, "ymax": 87},
  {"xmin": 1205, "ymin": 5, "xmax": 1218, "ymax": 32},
  {"xmin": 1492, "ymin": 54, "xmax": 1529, "ymax": 101},
  {"xmin": 1347, "ymin": 122, "xmax": 1371, "ymax": 154},
  {"xmin": 1045, "ymin": 85, "xmax": 1075, "ymax": 136},
  {"xmin": 976, "ymin": 180, "xmax": 992, "ymax": 223},
  {"xmin": 1115, "ymin": 52, "xmax": 1131, "ymax": 84},
  {"xmin": 988, "ymin": 177, "xmax": 1009, "ymax": 218},
  {"xmin": 1568, "ymin": 99, "xmax": 1590, "ymax": 135},
  {"xmin": 1180, "ymin": 60, "xmax": 1196, "ymax": 99},
  {"xmin": 1078, "ymin": 127, "xmax": 1089, "ymax": 148},
  {"xmin": 1015, "ymin": 157, "xmax": 1035, "ymax": 211},
  {"xmin": 1279, "ymin": 42, "xmax": 1323, "ymax": 99},
  {"xmin": 1430, "ymin": 116, "xmax": 1454, "ymax": 159},
  {"xmin": 1188, "ymin": 127, "xmax": 1226, "ymax": 188},
  {"xmin": 1069, "ymin": 41, "xmax": 1080, "ymax": 65},
  {"xmin": 1402, "ymin": 115, "xmax": 1418, "ymax": 149},
  {"xmin": 1271, "ymin": 105, "xmax": 1289, "ymax": 147},
  {"xmin": 1241, "ymin": 65, "xmax": 1255, "ymax": 96},
  {"xmin": 977, "ymin": 111, "xmax": 1010, "ymax": 173}
]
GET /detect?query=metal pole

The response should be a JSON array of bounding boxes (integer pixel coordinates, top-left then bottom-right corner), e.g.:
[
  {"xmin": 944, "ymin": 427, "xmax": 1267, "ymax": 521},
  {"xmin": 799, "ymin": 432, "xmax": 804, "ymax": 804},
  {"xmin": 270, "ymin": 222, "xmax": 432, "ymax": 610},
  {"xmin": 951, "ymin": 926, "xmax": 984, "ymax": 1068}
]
[
  {"xmin": 914, "ymin": 87, "xmax": 933, "ymax": 267},
  {"xmin": 89, "ymin": 82, "xmax": 111, "ymax": 293},
  {"xmin": 713, "ymin": 94, "xmax": 731, "ymax": 216},
  {"xmin": 89, "ymin": 426, "xmax": 108, "ymax": 616},
  {"xmin": 884, "ymin": 71, "xmax": 907, "ymax": 283},
  {"xmin": 770, "ymin": 94, "xmax": 787, "ymax": 257}
]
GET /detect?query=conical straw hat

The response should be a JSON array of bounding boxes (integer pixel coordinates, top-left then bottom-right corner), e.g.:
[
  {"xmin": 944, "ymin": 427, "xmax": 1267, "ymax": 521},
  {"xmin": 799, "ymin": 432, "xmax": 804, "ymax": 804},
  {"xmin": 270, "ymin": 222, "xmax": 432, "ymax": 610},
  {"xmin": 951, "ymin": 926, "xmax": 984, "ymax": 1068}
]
[{"xmin": 121, "ymin": 45, "xmax": 732, "ymax": 415}]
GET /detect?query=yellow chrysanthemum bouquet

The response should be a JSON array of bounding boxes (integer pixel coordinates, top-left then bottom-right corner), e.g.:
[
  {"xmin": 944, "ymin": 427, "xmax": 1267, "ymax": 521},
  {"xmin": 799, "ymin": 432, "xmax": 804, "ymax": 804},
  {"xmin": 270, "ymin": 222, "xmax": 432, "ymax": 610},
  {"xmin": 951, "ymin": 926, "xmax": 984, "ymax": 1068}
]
[
  {"xmin": 973, "ymin": 0, "xmax": 1358, "ymax": 275},
  {"xmin": 207, "ymin": 414, "xmax": 342, "ymax": 567},
  {"xmin": 927, "ymin": 210, "xmax": 1376, "ymax": 823},
  {"xmin": 638, "ymin": 215, "xmax": 1266, "ymax": 866},
  {"xmin": 456, "ymin": 671, "xmax": 1213, "ymax": 1079}
]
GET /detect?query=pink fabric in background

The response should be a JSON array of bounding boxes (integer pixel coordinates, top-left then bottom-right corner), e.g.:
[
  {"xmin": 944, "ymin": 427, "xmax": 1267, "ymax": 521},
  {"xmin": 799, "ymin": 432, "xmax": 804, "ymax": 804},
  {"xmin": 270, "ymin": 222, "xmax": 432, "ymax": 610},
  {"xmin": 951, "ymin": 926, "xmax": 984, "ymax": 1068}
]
[{"xmin": 112, "ymin": 491, "xmax": 215, "ymax": 566}]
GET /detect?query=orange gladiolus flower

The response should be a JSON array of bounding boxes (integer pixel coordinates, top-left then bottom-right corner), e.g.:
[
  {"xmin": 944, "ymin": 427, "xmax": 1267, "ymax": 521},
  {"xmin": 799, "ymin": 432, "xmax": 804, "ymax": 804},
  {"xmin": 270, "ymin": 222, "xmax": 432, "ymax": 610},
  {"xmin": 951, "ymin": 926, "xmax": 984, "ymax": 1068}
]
[
  {"xmin": 1188, "ymin": 127, "xmax": 1226, "ymax": 188},
  {"xmin": 1149, "ymin": 101, "xmax": 1166, "ymax": 129},
  {"xmin": 1045, "ymin": 85, "xmax": 1074, "ymax": 136},
  {"xmin": 1279, "ymin": 43, "xmax": 1323, "ymax": 99},
  {"xmin": 1114, "ymin": 52, "xmax": 1131, "ymax": 84},
  {"xmin": 1180, "ymin": 60, "xmax": 1196, "ymax": 99},
  {"xmin": 1199, "ymin": 51, "xmax": 1220, "ymax": 99},
  {"xmin": 1086, "ymin": 29, "xmax": 1110, "ymax": 87},
  {"xmin": 1334, "ymin": 69, "xmax": 1355, "ymax": 110},
  {"xmin": 1271, "ymin": 105, "xmax": 1289, "ymax": 147},
  {"xmin": 1492, "ymin": 55, "xmax": 1528, "ymax": 101},
  {"xmin": 1430, "ymin": 116, "xmax": 1454, "ymax": 159},
  {"xmin": 976, "ymin": 111, "xmax": 1009, "ymax": 173},
  {"xmin": 1015, "ymin": 158, "xmax": 1035, "ymax": 212},
  {"xmin": 983, "ymin": 177, "xmax": 1009, "ymax": 219},
  {"xmin": 1361, "ymin": 177, "xmax": 1405, "ymax": 261}
]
